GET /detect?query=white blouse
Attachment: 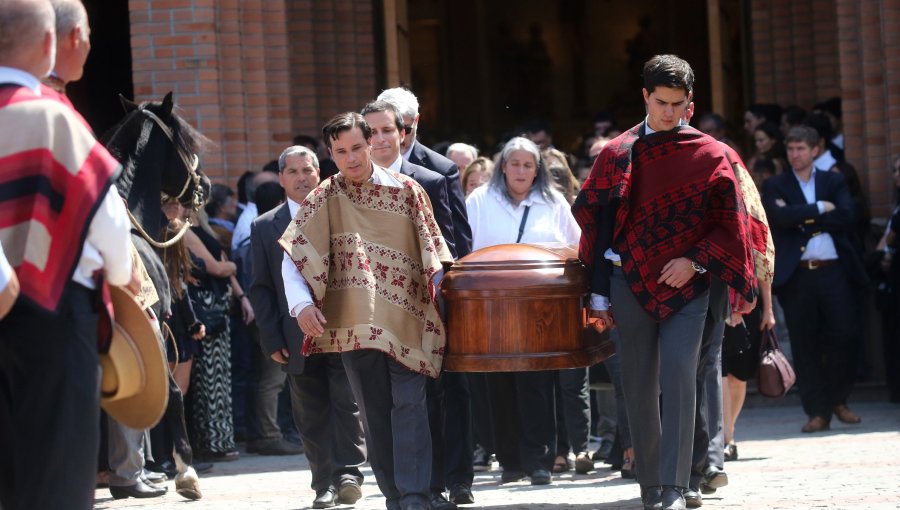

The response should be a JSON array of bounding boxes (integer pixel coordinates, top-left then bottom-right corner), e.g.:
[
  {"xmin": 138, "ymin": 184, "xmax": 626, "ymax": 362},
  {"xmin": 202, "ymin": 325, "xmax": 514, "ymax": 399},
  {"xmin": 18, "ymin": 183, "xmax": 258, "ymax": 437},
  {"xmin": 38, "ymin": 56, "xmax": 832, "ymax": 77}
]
[{"xmin": 465, "ymin": 184, "xmax": 581, "ymax": 251}]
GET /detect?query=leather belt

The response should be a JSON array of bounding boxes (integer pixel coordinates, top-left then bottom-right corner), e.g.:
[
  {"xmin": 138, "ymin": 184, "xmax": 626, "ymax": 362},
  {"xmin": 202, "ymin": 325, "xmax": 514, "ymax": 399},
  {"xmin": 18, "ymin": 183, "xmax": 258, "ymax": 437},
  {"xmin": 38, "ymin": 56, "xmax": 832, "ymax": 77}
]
[{"xmin": 798, "ymin": 259, "xmax": 837, "ymax": 270}]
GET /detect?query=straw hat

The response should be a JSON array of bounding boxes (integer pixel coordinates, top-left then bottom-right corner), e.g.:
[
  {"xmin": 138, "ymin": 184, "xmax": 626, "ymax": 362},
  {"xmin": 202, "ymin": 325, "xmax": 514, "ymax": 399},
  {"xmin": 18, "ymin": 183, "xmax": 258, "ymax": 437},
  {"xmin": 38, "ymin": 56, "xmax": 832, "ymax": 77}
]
[{"xmin": 99, "ymin": 286, "xmax": 168, "ymax": 429}]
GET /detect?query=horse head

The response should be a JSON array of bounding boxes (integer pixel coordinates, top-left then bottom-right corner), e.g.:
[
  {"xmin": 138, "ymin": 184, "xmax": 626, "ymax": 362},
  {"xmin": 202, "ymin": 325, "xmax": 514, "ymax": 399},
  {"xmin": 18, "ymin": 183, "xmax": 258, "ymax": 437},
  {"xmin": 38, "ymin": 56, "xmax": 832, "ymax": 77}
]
[{"xmin": 102, "ymin": 92, "xmax": 210, "ymax": 244}]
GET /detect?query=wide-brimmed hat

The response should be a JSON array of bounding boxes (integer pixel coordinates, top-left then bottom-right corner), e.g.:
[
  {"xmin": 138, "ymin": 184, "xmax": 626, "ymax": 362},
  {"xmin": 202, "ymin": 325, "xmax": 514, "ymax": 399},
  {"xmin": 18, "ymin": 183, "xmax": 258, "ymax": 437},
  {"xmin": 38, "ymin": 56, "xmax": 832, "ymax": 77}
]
[{"xmin": 99, "ymin": 286, "xmax": 168, "ymax": 429}]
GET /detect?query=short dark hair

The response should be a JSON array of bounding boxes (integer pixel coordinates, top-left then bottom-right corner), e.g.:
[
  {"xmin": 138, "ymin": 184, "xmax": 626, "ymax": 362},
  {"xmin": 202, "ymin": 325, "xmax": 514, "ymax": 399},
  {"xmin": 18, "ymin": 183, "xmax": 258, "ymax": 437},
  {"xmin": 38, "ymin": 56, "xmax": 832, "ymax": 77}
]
[
  {"xmin": 236, "ymin": 171, "xmax": 255, "ymax": 204},
  {"xmin": 813, "ymin": 97, "xmax": 842, "ymax": 120},
  {"xmin": 360, "ymin": 100, "xmax": 406, "ymax": 132},
  {"xmin": 805, "ymin": 112, "xmax": 833, "ymax": 142},
  {"xmin": 204, "ymin": 183, "xmax": 234, "ymax": 218},
  {"xmin": 292, "ymin": 134, "xmax": 319, "ymax": 151},
  {"xmin": 699, "ymin": 112, "xmax": 726, "ymax": 131},
  {"xmin": 785, "ymin": 125, "xmax": 819, "ymax": 148},
  {"xmin": 255, "ymin": 181, "xmax": 285, "ymax": 216},
  {"xmin": 523, "ymin": 119, "xmax": 551, "ymax": 135},
  {"xmin": 261, "ymin": 159, "xmax": 279, "ymax": 173},
  {"xmin": 782, "ymin": 105, "xmax": 808, "ymax": 127},
  {"xmin": 322, "ymin": 112, "xmax": 372, "ymax": 149},
  {"xmin": 642, "ymin": 54, "xmax": 694, "ymax": 95},
  {"xmin": 747, "ymin": 103, "xmax": 783, "ymax": 125}
]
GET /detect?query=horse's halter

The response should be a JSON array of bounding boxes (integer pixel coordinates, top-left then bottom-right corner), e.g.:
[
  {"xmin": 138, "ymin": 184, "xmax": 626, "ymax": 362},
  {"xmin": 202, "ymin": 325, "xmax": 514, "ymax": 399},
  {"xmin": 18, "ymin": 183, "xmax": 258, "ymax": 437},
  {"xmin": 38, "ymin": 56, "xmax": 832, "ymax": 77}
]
[
  {"xmin": 123, "ymin": 107, "xmax": 204, "ymax": 249},
  {"xmin": 140, "ymin": 107, "xmax": 204, "ymax": 211}
]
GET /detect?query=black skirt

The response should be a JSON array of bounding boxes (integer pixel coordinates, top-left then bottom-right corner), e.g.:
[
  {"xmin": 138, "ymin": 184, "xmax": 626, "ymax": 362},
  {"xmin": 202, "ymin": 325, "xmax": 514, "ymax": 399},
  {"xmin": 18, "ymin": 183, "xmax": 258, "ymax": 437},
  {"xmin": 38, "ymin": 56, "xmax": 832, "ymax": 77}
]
[{"xmin": 721, "ymin": 306, "xmax": 762, "ymax": 381}]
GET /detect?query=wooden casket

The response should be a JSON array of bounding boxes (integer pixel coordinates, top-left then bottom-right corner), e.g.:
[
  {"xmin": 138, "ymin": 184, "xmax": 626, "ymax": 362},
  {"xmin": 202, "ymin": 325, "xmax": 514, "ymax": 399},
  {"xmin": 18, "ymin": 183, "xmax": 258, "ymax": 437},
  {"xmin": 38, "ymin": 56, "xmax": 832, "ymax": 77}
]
[{"xmin": 440, "ymin": 243, "xmax": 615, "ymax": 372}]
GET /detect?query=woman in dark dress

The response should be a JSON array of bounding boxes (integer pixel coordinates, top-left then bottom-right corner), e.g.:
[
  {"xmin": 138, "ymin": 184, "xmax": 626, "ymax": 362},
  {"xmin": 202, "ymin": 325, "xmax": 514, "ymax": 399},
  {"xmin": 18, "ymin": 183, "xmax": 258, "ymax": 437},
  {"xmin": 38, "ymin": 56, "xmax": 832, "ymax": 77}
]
[{"xmin": 183, "ymin": 211, "xmax": 253, "ymax": 460}]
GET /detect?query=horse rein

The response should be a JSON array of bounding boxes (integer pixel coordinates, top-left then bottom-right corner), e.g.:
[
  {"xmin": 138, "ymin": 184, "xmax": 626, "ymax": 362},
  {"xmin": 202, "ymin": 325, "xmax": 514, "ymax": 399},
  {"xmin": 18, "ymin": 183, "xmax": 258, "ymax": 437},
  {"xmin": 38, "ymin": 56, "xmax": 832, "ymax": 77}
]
[{"xmin": 122, "ymin": 107, "xmax": 203, "ymax": 249}]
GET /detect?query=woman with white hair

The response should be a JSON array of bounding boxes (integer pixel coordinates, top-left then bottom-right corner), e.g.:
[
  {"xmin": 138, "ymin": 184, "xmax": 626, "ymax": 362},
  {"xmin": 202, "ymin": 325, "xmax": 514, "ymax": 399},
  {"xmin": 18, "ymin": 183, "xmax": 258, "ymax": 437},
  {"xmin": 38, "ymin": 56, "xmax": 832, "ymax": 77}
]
[{"xmin": 465, "ymin": 137, "xmax": 581, "ymax": 485}]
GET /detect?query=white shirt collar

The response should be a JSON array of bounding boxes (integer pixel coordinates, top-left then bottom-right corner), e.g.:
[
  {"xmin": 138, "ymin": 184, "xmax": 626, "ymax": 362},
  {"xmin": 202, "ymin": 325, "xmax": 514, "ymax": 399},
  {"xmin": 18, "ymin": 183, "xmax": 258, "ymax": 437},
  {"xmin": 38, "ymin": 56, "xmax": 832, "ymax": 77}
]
[
  {"xmin": 0, "ymin": 67, "xmax": 41, "ymax": 95},
  {"xmin": 287, "ymin": 197, "xmax": 301, "ymax": 218},
  {"xmin": 387, "ymin": 154, "xmax": 403, "ymax": 173},
  {"xmin": 792, "ymin": 167, "xmax": 816, "ymax": 185},
  {"xmin": 643, "ymin": 115, "xmax": 685, "ymax": 135},
  {"xmin": 488, "ymin": 185, "xmax": 547, "ymax": 208}
]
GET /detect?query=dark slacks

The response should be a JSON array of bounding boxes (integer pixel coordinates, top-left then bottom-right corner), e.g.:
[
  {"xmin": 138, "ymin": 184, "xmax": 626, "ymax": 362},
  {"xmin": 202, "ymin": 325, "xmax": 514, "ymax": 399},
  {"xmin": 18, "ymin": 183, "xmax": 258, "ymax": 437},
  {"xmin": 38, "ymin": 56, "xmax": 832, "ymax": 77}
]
[
  {"xmin": 288, "ymin": 353, "xmax": 365, "ymax": 491},
  {"xmin": 555, "ymin": 368, "xmax": 591, "ymax": 455},
  {"xmin": 485, "ymin": 370, "xmax": 556, "ymax": 473},
  {"xmin": 690, "ymin": 279, "xmax": 728, "ymax": 489},
  {"xmin": 342, "ymin": 349, "xmax": 430, "ymax": 510},
  {"xmin": 467, "ymin": 373, "xmax": 495, "ymax": 453},
  {"xmin": 427, "ymin": 371, "xmax": 474, "ymax": 492},
  {"xmin": 612, "ymin": 268, "xmax": 708, "ymax": 488},
  {"xmin": 777, "ymin": 264, "xmax": 856, "ymax": 419},
  {"xmin": 0, "ymin": 284, "xmax": 100, "ymax": 510}
]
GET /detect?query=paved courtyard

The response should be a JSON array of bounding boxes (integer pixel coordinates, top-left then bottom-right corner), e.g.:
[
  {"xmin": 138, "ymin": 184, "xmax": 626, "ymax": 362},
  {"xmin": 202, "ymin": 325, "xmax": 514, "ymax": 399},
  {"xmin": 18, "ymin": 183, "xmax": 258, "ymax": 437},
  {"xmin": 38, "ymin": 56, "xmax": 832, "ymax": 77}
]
[{"xmin": 93, "ymin": 397, "xmax": 900, "ymax": 510}]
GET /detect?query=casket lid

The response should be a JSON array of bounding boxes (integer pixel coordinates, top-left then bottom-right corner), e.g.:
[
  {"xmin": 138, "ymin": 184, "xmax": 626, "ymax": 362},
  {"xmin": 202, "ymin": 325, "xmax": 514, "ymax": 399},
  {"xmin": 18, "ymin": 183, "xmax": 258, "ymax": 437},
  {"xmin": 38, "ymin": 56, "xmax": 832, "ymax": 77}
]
[{"xmin": 451, "ymin": 243, "xmax": 580, "ymax": 271}]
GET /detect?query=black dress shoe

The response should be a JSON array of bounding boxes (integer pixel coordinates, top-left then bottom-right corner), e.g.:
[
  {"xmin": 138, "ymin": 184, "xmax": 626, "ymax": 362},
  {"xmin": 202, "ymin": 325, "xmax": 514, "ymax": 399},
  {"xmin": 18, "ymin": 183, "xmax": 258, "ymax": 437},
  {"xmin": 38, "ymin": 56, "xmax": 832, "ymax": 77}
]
[
  {"xmin": 641, "ymin": 486, "xmax": 662, "ymax": 510},
  {"xmin": 337, "ymin": 479, "xmax": 362, "ymax": 504},
  {"xmin": 312, "ymin": 487, "xmax": 337, "ymax": 509},
  {"xmin": 109, "ymin": 479, "xmax": 168, "ymax": 499},
  {"xmin": 684, "ymin": 488, "xmax": 702, "ymax": 508},
  {"xmin": 701, "ymin": 466, "xmax": 728, "ymax": 490},
  {"xmin": 662, "ymin": 486, "xmax": 686, "ymax": 510},
  {"xmin": 500, "ymin": 469, "xmax": 526, "ymax": 483},
  {"xmin": 530, "ymin": 468, "xmax": 551, "ymax": 485},
  {"xmin": 142, "ymin": 468, "xmax": 166, "ymax": 484},
  {"xmin": 430, "ymin": 491, "xmax": 457, "ymax": 510},
  {"xmin": 449, "ymin": 483, "xmax": 474, "ymax": 505}
]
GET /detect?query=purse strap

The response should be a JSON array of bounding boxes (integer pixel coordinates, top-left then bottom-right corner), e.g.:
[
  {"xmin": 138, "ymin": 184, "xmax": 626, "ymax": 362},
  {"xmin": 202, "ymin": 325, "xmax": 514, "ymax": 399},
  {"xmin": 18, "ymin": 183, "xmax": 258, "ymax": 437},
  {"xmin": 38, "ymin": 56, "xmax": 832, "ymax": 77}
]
[
  {"xmin": 759, "ymin": 327, "xmax": 780, "ymax": 354},
  {"xmin": 516, "ymin": 206, "xmax": 531, "ymax": 244}
]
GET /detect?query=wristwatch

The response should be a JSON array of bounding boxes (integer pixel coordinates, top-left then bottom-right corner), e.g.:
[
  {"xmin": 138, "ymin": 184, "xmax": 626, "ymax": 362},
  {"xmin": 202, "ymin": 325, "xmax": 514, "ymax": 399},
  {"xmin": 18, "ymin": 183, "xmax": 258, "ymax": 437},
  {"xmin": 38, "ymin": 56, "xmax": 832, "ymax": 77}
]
[{"xmin": 691, "ymin": 261, "xmax": 707, "ymax": 274}]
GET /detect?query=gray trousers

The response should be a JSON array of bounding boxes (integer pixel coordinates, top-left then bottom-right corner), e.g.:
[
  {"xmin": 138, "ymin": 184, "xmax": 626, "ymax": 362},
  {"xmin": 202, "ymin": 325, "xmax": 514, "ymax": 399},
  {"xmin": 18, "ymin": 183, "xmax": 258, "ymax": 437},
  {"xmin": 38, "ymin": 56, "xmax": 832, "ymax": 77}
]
[
  {"xmin": 251, "ymin": 324, "xmax": 287, "ymax": 441},
  {"xmin": 342, "ymin": 349, "xmax": 430, "ymax": 510},
  {"xmin": 288, "ymin": 353, "xmax": 366, "ymax": 492},
  {"xmin": 611, "ymin": 268, "xmax": 708, "ymax": 488},
  {"xmin": 107, "ymin": 418, "xmax": 147, "ymax": 486}
]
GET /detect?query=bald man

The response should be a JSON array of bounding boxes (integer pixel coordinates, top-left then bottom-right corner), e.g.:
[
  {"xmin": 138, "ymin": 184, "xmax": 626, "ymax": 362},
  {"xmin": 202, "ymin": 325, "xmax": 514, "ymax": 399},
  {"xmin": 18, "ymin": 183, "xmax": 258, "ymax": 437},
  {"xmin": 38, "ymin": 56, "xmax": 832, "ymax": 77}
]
[{"xmin": 0, "ymin": 1, "xmax": 135, "ymax": 509}]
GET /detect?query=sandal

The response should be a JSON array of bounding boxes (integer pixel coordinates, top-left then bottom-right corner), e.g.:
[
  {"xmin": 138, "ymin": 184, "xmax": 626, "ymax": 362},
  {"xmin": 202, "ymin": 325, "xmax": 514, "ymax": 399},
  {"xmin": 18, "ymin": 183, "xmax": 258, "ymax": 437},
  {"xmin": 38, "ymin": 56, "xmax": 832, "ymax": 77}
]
[
  {"xmin": 552, "ymin": 455, "xmax": 571, "ymax": 473},
  {"xmin": 621, "ymin": 448, "xmax": 635, "ymax": 479},
  {"xmin": 723, "ymin": 442, "xmax": 738, "ymax": 462}
]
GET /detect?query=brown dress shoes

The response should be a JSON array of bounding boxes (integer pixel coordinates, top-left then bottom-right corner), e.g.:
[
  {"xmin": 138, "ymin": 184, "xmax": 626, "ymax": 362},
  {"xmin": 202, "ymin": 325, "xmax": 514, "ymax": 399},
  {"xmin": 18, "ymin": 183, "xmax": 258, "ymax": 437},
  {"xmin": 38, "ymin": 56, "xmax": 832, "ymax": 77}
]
[
  {"xmin": 833, "ymin": 404, "xmax": 861, "ymax": 424},
  {"xmin": 801, "ymin": 415, "xmax": 830, "ymax": 433}
]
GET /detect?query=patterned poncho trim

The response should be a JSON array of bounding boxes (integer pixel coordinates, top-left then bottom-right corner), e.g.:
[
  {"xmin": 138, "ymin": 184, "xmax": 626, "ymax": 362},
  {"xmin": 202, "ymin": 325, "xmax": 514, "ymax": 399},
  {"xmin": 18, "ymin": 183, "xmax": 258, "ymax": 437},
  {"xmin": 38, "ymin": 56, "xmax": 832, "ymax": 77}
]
[
  {"xmin": 572, "ymin": 123, "xmax": 757, "ymax": 321},
  {"xmin": 0, "ymin": 84, "xmax": 120, "ymax": 312},
  {"xmin": 278, "ymin": 171, "xmax": 453, "ymax": 378}
]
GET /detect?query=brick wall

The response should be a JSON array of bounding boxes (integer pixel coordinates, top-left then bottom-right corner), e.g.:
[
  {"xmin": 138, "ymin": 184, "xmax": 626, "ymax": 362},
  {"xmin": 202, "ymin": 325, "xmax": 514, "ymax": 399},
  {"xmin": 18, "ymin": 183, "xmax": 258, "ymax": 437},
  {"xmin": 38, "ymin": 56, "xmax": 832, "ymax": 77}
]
[
  {"xmin": 751, "ymin": 0, "xmax": 900, "ymax": 215},
  {"xmin": 128, "ymin": 0, "xmax": 378, "ymax": 185}
]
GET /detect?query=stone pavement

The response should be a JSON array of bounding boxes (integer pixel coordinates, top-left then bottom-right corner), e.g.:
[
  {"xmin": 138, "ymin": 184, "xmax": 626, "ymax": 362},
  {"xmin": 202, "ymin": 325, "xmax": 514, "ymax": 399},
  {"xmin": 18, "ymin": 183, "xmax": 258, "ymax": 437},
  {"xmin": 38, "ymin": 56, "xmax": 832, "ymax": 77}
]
[{"xmin": 93, "ymin": 398, "xmax": 900, "ymax": 510}]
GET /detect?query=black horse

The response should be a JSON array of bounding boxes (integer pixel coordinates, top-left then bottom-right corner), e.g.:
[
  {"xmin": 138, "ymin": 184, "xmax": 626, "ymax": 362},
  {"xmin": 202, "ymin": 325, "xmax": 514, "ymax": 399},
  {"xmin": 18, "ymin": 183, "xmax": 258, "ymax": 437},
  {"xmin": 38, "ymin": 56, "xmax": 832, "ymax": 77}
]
[{"xmin": 101, "ymin": 92, "xmax": 209, "ymax": 499}]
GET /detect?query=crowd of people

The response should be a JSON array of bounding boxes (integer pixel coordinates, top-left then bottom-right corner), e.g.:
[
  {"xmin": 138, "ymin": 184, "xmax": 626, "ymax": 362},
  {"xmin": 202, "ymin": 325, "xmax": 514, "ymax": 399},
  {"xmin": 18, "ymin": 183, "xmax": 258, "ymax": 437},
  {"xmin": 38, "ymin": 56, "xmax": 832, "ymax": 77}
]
[{"xmin": 1, "ymin": 2, "xmax": 898, "ymax": 510}]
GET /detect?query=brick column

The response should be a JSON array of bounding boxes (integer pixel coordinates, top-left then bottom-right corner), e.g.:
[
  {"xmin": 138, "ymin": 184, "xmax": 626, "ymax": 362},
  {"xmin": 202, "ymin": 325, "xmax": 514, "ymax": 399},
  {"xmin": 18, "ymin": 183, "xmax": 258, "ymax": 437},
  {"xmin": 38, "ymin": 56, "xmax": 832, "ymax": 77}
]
[{"xmin": 128, "ymin": 0, "xmax": 378, "ymax": 185}]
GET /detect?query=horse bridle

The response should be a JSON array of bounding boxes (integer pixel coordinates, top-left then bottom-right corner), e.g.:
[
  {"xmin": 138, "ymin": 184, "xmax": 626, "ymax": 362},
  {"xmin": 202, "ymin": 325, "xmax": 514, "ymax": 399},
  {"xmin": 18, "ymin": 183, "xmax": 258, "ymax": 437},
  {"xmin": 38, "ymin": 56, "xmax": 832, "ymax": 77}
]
[
  {"xmin": 123, "ymin": 107, "xmax": 204, "ymax": 249},
  {"xmin": 140, "ymin": 107, "xmax": 203, "ymax": 211}
]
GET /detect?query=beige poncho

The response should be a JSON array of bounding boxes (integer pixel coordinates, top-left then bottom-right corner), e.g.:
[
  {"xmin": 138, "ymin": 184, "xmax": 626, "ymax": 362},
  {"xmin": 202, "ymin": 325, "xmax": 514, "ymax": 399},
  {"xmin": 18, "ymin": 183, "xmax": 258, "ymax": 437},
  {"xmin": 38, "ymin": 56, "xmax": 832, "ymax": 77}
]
[{"xmin": 279, "ymin": 171, "xmax": 453, "ymax": 377}]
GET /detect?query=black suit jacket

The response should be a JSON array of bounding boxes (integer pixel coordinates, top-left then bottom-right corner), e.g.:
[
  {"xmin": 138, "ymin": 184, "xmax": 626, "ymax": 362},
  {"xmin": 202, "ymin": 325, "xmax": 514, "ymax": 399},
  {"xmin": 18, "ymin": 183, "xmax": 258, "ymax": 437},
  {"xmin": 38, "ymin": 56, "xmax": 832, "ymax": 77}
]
[
  {"xmin": 407, "ymin": 140, "xmax": 473, "ymax": 258},
  {"xmin": 249, "ymin": 202, "xmax": 306, "ymax": 374},
  {"xmin": 761, "ymin": 168, "xmax": 867, "ymax": 289},
  {"xmin": 397, "ymin": 159, "xmax": 456, "ymax": 257}
]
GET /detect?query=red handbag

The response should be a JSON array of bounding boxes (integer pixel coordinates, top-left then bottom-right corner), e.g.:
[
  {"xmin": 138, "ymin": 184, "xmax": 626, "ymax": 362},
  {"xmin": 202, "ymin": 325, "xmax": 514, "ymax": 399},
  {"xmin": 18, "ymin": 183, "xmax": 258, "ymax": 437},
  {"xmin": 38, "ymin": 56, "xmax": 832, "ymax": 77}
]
[{"xmin": 757, "ymin": 328, "xmax": 796, "ymax": 398}]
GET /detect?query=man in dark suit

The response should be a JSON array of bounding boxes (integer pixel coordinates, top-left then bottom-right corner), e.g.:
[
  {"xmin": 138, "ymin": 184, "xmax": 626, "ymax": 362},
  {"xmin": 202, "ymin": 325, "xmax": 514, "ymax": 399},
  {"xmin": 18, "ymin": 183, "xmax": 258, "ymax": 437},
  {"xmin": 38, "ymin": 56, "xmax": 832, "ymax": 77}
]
[
  {"xmin": 249, "ymin": 146, "xmax": 366, "ymax": 509},
  {"xmin": 761, "ymin": 125, "xmax": 867, "ymax": 434},
  {"xmin": 367, "ymin": 92, "xmax": 475, "ymax": 508}
]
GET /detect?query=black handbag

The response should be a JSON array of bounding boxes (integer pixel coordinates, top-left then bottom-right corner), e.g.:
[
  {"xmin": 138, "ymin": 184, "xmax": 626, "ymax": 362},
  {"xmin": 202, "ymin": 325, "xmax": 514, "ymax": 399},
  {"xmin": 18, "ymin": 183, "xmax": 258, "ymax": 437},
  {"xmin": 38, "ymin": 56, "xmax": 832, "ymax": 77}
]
[{"xmin": 757, "ymin": 328, "xmax": 796, "ymax": 398}]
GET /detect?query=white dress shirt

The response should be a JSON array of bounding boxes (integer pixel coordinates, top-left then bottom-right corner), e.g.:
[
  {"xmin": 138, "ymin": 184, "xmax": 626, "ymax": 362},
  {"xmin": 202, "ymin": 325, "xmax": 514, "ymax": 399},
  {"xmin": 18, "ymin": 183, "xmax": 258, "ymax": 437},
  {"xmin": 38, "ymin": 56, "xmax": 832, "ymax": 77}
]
[
  {"xmin": 72, "ymin": 186, "xmax": 134, "ymax": 289},
  {"xmin": 281, "ymin": 165, "xmax": 408, "ymax": 317},
  {"xmin": 0, "ymin": 66, "xmax": 41, "ymax": 95},
  {"xmin": 793, "ymin": 169, "xmax": 839, "ymax": 261},
  {"xmin": 466, "ymin": 184, "xmax": 581, "ymax": 251},
  {"xmin": 813, "ymin": 150, "xmax": 837, "ymax": 172},
  {"xmin": 232, "ymin": 201, "xmax": 258, "ymax": 251},
  {"xmin": 0, "ymin": 243, "xmax": 12, "ymax": 292}
]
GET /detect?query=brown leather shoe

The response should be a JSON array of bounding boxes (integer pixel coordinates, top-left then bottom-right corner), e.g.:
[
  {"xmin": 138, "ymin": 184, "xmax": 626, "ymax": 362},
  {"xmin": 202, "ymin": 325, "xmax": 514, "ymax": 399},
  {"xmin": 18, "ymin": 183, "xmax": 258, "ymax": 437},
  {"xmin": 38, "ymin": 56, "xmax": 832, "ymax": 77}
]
[
  {"xmin": 833, "ymin": 405, "xmax": 861, "ymax": 424},
  {"xmin": 801, "ymin": 416, "xmax": 831, "ymax": 433}
]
